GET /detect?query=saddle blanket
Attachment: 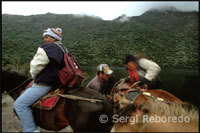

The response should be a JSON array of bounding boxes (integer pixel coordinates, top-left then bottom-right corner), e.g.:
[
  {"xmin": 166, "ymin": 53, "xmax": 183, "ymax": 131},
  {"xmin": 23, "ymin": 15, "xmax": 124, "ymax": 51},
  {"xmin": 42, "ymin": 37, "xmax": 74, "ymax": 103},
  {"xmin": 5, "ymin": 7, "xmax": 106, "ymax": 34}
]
[{"xmin": 23, "ymin": 80, "xmax": 65, "ymax": 110}]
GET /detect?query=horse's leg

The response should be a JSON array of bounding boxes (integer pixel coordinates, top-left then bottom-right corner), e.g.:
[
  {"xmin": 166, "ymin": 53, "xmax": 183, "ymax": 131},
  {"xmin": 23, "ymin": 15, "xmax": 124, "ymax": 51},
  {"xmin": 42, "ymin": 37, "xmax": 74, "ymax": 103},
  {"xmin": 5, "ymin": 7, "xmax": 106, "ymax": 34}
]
[
  {"xmin": 65, "ymin": 99, "xmax": 100, "ymax": 132},
  {"xmin": 33, "ymin": 98, "xmax": 69, "ymax": 131}
]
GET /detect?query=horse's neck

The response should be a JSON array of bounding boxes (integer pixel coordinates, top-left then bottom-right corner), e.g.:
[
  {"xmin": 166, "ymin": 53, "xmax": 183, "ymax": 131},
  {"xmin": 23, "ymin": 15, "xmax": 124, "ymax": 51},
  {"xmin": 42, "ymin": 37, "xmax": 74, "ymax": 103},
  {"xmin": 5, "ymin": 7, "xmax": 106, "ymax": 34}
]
[{"xmin": 3, "ymin": 71, "xmax": 27, "ymax": 89}]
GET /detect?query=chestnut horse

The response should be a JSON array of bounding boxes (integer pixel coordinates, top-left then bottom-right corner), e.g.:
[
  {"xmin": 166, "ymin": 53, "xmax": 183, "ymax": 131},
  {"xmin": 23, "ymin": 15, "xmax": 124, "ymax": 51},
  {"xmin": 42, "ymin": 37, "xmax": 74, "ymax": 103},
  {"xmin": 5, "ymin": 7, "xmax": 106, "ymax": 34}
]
[
  {"xmin": 2, "ymin": 70, "xmax": 113, "ymax": 132},
  {"xmin": 105, "ymin": 79, "xmax": 196, "ymax": 132},
  {"xmin": 112, "ymin": 98, "xmax": 199, "ymax": 132}
]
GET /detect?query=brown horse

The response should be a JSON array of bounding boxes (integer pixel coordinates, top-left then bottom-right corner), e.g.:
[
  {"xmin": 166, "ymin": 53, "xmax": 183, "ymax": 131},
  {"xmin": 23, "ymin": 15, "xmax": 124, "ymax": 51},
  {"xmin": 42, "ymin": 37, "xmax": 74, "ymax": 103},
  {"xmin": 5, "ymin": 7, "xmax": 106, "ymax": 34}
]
[
  {"xmin": 2, "ymin": 70, "xmax": 113, "ymax": 132},
  {"xmin": 111, "ymin": 98, "xmax": 199, "ymax": 132}
]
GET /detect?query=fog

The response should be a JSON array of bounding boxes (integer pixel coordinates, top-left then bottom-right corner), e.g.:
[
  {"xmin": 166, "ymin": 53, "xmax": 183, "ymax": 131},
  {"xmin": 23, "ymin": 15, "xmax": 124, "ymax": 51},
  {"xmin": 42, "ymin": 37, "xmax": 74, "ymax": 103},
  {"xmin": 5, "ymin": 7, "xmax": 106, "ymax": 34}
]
[{"xmin": 2, "ymin": 1, "xmax": 198, "ymax": 20}]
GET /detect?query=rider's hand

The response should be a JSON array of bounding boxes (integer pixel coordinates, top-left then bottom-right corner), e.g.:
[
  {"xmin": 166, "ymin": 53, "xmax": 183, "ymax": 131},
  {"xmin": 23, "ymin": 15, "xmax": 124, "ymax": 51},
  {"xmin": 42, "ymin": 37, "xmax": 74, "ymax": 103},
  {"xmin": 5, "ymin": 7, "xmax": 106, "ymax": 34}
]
[
  {"xmin": 124, "ymin": 77, "xmax": 130, "ymax": 83},
  {"xmin": 138, "ymin": 78, "xmax": 148, "ymax": 86}
]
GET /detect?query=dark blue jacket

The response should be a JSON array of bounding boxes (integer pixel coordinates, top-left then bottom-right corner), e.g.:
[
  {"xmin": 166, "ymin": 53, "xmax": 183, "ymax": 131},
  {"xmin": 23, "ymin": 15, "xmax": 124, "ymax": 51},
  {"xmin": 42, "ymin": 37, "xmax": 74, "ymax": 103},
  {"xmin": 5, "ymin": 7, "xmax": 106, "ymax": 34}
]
[{"xmin": 30, "ymin": 41, "xmax": 65, "ymax": 87}]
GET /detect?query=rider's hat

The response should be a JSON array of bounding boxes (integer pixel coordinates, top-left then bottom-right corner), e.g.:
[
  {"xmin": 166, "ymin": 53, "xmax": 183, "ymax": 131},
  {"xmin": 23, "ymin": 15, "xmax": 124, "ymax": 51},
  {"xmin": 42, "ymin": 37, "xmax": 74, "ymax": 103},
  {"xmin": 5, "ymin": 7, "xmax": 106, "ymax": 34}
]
[
  {"xmin": 43, "ymin": 28, "xmax": 62, "ymax": 41},
  {"xmin": 97, "ymin": 64, "xmax": 113, "ymax": 75}
]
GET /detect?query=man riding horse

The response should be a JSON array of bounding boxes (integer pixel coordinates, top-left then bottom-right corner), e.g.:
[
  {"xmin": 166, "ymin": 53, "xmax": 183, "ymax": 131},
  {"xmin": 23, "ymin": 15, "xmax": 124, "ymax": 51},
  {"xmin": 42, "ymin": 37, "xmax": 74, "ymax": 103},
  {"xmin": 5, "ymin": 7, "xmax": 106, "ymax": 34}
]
[
  {"xmin": 14, "ymin": 28, "xmax": 67, "ymax": 132},
  {"xmin": 123, "ymin": 54, "xmax": 161, "ymax": 89},
  {"xmin": 87, "ymin": 64, "xmax": 114, "ymax": 95}
]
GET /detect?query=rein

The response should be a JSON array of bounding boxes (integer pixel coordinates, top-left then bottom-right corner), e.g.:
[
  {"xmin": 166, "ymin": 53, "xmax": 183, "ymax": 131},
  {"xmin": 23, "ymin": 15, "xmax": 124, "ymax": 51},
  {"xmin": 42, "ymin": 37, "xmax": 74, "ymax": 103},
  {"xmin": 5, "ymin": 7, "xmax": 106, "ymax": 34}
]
[
  {"xmin": 7, "ymin": 77, "xmax": 32, "ymax": 94},
  {"xmin": 58, "ymin": 94, "xmax": 102, "ymax": 103},
  {"xmin": 32, "ymin": 89, "xmax": 102, "ymax": 107},
  {"xmin": 110, "ymin": 79, "xmax": 125, "ymax": 95}
]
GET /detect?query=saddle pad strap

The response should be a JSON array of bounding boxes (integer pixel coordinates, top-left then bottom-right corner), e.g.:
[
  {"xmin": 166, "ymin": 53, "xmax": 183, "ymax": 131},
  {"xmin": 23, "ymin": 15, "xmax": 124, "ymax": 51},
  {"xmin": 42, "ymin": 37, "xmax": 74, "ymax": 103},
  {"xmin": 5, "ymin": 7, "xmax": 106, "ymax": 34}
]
[{"xmin": 142, "ymin": 92, "xmax": 164, "ymax": 102}]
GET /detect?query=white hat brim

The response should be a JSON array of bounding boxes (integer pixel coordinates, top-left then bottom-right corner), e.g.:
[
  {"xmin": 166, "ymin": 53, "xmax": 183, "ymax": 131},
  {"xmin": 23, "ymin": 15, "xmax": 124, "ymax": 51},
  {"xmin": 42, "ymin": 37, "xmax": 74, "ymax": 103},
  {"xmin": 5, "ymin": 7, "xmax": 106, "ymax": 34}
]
[{"xmin": 105, "ymin": 70, "xmax": 113, "ymax": 75}]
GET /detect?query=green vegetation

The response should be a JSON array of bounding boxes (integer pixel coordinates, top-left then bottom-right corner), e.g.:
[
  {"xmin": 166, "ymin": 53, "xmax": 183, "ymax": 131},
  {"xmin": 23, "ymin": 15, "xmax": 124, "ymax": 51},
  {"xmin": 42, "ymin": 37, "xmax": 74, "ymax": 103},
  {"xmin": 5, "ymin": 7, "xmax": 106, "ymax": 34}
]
[{"xmin": 2, "ymin": 8, "xmax": 198, "ymax": 75}]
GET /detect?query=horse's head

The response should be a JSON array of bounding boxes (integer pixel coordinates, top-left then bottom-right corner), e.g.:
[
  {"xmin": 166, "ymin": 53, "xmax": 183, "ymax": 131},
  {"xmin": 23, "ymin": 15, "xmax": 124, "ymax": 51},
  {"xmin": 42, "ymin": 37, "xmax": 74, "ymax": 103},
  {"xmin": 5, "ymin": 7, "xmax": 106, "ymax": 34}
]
[
  {"xmin": 132, "ymin": 98, "xmax": 198, "ymax": 132},
  {"xmin": 2, "ymin": 70, "xmax": 30, "ymax": 100},
  {"xmin": 112, "ymin": 97, "xmax": 199, "ymax": 132}
]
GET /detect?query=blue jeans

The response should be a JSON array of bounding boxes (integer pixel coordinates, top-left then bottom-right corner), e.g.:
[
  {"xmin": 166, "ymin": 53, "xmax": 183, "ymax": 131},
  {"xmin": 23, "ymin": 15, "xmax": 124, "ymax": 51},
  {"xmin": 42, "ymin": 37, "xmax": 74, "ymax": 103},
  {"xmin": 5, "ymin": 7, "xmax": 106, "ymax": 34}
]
[{"xmin": 14, "ymin": 84, "xmax": 52, "ymax": 132}]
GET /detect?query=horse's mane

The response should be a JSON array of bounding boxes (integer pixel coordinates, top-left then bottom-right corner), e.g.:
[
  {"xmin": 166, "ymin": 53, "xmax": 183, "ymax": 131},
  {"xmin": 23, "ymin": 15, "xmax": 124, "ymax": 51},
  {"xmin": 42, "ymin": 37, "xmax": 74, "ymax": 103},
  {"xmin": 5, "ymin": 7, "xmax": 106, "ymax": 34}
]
[{"xmin": 142, "ymin": 98, "xmax": 199, "ymax": 123}]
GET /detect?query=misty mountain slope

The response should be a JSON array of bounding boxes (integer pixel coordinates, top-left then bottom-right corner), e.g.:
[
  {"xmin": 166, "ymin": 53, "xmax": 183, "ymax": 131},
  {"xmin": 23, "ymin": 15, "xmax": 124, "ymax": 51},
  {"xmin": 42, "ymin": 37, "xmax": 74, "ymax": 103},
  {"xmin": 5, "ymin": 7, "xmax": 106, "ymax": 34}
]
[
  {"xmin": 137, "ymin": 9, "xmax": 198, "ymax": 35},
  {"xmin": 2, "ymin": 8, "xmax": 198, "ymax": 73}
]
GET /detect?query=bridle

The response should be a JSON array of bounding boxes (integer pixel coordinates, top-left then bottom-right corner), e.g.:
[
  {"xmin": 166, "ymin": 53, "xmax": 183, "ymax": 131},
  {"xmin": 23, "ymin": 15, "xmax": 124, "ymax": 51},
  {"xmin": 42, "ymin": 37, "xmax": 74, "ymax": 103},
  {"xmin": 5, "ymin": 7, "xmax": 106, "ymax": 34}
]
[{"xmin": 110, "ymin": 79, "xmax": 165, "ymax": 113}]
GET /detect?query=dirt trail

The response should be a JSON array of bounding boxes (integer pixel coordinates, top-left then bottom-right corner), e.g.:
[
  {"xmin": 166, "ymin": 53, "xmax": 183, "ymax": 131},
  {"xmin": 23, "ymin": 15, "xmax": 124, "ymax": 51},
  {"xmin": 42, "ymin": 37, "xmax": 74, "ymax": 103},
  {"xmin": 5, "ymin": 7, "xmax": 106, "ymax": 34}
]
[{"xmin": 2, "ymin": 93, "xmax": 73, "ymax": 132}]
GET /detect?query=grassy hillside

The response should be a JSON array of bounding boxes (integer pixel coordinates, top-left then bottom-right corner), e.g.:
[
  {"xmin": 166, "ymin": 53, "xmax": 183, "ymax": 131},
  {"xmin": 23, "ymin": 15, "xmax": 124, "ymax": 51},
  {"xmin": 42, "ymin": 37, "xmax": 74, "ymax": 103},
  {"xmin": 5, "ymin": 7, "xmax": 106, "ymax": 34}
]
[{"xmin": 2, "ymin": 8, "xmax": 198, "ymax": 75}]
